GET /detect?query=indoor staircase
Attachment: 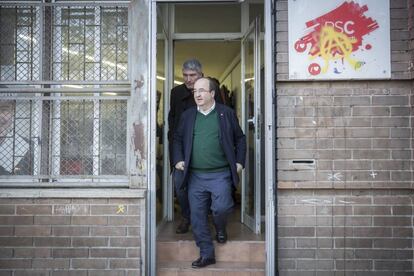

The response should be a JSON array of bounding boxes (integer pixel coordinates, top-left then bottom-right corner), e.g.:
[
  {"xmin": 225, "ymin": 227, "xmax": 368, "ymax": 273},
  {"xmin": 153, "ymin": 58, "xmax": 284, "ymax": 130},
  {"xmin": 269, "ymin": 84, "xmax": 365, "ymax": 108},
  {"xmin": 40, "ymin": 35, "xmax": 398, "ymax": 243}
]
[{"xmin": 157, "ymin": 239, "xmax": 265, "ymax": 275}]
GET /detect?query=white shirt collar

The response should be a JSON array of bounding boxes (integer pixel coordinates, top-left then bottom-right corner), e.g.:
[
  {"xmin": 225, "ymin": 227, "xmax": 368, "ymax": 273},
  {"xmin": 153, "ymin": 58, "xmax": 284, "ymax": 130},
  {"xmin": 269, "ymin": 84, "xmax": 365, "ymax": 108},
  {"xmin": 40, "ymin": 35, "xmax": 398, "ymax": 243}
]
[{"xmin": 197, "ymin": 102, "xmax": 216, "ymax": 116}]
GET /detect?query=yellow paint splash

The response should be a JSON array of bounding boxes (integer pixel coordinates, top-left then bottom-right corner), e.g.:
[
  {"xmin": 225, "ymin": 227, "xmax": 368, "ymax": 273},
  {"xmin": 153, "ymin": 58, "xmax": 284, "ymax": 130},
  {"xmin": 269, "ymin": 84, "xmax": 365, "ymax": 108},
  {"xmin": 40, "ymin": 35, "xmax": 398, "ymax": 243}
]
[{"xmin": 311, "ymin": 26, "xmax": 362, "ymax": 73}]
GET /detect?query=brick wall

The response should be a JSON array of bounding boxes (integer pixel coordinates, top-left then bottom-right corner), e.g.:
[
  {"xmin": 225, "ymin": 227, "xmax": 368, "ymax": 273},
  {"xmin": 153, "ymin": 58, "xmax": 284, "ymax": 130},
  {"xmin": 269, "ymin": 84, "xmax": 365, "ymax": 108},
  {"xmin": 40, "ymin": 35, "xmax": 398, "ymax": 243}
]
[
  {"xmin": 409, "ymin": 0, "xmax": 414, "ymax": 78},
  {"xmin": 0, "ymin": 197, "xmax": 143, "ymax": 275},
  {"xmin": 276, "ymin": 0, "xmax": 413, "ymax": 274}
]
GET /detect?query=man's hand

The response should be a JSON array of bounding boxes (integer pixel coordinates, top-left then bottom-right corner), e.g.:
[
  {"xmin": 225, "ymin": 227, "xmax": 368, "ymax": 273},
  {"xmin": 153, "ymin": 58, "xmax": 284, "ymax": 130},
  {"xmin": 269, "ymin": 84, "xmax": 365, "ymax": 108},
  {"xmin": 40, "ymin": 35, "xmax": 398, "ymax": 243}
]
[
  {"xmin": 236, "ymin": 163, "xmax": 243, "ymax": 174},
  {"xmin": 175, "ymin": 161, "xmax": 185, "ymax": 171}
]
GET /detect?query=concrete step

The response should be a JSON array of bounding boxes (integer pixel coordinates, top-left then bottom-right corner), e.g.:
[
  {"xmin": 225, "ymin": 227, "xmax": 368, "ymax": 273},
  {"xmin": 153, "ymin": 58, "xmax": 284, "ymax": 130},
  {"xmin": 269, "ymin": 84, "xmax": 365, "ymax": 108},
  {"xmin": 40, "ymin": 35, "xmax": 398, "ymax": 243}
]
[
  {"xmin": 158, "ymin": 261, "xmax": 265, "ymax": 276},
  {"xmin": 157, "ymin": 240, "xmax": 265, "ymax": 263}
]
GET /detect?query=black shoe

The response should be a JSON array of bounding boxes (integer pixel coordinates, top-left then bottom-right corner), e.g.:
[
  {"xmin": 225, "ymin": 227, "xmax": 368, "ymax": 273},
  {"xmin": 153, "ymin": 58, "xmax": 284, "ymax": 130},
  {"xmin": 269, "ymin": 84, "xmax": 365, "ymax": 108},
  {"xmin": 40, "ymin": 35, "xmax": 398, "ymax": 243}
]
[
  {"xmin": 216, "ymin": 230, "xmax": 227, "ymax": 243},
  {"xmin": 175, "ymin": 218, "xmax": 190, "ymax": 234},
  {"xmin": 191, "ymin": 256, "xmax": 216, "ymax": 268}
]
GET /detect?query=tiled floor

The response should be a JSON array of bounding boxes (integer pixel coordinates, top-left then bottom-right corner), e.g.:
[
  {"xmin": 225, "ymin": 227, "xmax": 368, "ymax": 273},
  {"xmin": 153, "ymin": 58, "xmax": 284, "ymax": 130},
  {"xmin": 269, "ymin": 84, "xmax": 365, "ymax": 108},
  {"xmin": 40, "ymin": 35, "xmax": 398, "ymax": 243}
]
[{"xmin": 157, "ymin": 204, "xmax": 265, "ymax": 242}]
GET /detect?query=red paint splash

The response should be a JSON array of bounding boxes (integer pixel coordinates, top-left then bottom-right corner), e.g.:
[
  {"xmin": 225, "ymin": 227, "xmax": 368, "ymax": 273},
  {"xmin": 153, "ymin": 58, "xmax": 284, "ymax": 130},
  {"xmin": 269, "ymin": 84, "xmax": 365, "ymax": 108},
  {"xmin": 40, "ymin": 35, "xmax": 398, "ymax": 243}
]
[
  {"xmin": 308, "ymin": 63, "xmax": 321, "ymax": 75},
  {"xmin": 295, "ymin": 1, "xmax": 379, "ymax": 58}
]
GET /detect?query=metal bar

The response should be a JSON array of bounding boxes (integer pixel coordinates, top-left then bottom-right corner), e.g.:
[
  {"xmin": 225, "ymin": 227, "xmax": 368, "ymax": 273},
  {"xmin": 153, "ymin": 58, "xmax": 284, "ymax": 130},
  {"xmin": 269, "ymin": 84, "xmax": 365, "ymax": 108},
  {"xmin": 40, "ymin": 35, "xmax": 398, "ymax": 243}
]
[
  {"xmin": 0, "ymin": 182, "xmax": 129, "ymax": 187},
  {"xmin": 0, "ymin": 81, "xmax": 130, "ymax": 85},
  {"xmin": 172, "ymin": 32, "xmax": 242, "ymax": 40},
  {"xmin": 154, "ymin": 0, "xmax": 240, "ymax": 2},
  {"xmin": 264, "ymin": 0, "xmax": 276, "ymax": 275},
  {"xmin": 0, "ymin": 2, "xmax": 130, "ymax": 7},
  {"xmin": 0, "ymin": 87, "xmax": 131, "ymax": 93},
  {"xmin": 0, "ymin": 188, "xmax": 145, "ymax": 199},
  {"xmin": 2, "ymin": 96, "xmax": 129, "ymax": 101},
  {"xmin": 0, "ymin": 175, "xmax": 129, "ymax": 179},
  {"xmin": 254, "ymin": 16, "xmax": 261, "ymax": 234},
  {"xmin": 166, "ymin": 2, "xmax": 174, "ymax": 221},
  {"xmin": 0, "ymin": 81, "xmax": 127, "ymax": 85},
  {"xmin": 148, "ymin": 2, "xmax": 157, "ymax": 276}
]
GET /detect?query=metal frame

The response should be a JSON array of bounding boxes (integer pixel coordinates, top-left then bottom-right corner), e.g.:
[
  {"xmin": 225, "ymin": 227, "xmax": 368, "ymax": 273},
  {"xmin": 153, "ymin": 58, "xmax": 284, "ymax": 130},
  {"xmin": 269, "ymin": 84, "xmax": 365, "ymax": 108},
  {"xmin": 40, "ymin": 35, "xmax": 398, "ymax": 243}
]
[
  {"xmin": 264, "ymin": 0, "xmax": 276, "ymax": 275},
  {"xmin": 241, "ymin": 18, "xmax": 261, "ymax": 234},
  {"xmin": 149, "ymin": 2, "xmax": 158, "ymax": 276},
  {"xmin": 1, "ymin": 0, "xmax": 131, "ymax": 183},
  {"xmin": 147, "ymin": 1, "xmax": 276, "ymax": 276}
]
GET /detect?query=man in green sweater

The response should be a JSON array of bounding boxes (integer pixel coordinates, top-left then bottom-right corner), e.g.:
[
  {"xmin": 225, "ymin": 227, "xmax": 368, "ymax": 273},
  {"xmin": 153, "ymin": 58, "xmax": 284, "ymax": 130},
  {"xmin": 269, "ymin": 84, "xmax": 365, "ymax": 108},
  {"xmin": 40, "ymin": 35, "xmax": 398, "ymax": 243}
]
[{"xmin": 173, "ymin": 77, "xmax": 246, "ymax": 268}]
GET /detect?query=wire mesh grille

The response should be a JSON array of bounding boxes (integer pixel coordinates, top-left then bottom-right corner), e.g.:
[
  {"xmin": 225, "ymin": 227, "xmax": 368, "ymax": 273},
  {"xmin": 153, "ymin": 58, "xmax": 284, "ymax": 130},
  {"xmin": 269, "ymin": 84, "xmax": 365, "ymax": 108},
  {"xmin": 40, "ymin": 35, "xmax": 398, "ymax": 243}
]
[
  {"xmin": 0, "ymin": 97, "xmax": 127, "ymax": 177},
  {"xmin": 0, "ymin": 6, "xmax": 41, "ymax": 81},
  {"xmin": 0, "ymin": 2, "xmax": 129, "ymax": 179},
  {"xmin": 52, "ymin": 6, "xmax": 128, "ymax": 81}
]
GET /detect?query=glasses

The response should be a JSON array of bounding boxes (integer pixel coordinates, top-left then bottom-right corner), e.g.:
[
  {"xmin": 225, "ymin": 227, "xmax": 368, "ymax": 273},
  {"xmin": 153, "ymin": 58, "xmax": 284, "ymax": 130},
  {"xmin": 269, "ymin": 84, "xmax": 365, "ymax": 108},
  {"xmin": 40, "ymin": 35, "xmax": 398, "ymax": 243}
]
[{"xmin": 192, "ymin": 88, "xmax": 211, "ymax": 94}]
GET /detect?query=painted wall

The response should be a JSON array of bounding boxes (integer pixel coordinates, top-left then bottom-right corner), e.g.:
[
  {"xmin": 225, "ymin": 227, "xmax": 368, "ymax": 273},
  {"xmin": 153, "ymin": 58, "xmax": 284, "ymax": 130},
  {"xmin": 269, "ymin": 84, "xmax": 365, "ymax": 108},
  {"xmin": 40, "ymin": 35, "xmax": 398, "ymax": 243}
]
[{"xmin": 276, "ymin": 0, "xmax": 413, "ymax": 274}]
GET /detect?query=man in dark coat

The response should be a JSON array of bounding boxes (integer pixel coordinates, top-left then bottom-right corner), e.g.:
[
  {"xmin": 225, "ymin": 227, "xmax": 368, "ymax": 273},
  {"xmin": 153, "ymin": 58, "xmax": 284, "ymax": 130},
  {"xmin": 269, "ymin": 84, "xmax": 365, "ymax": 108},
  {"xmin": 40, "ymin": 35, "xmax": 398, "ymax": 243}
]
[
  {"xmin": 172, "ymin": 77, "xmax": 246, "ymax": 268},
  {"xmin": 168, "ymin": 59, "xmax": 222, "ymax": 234}
]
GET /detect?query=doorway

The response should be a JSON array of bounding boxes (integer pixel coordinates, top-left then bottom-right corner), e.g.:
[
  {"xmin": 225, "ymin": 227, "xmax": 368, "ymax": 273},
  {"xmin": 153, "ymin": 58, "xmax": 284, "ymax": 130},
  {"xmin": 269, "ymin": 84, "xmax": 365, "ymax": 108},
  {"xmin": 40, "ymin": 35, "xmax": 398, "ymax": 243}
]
[
  {"xmin": 150, "ymin": 0, "xmax": 275, "ymax": 275},
  {"xmin": 155, "ymin": 0, "xmax": 265, "ymax": 233}
]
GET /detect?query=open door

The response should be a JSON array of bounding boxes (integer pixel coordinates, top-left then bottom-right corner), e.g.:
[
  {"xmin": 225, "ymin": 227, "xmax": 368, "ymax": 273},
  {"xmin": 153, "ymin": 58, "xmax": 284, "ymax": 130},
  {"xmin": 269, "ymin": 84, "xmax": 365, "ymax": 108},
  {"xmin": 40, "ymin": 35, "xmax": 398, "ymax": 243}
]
[
  {"xmin": 241, "ymin": 17, "xmax": 262, "ymax": 234},
  {"xmin": 155, "ymin": 4, "xmax": 172, "ymax": 228}
]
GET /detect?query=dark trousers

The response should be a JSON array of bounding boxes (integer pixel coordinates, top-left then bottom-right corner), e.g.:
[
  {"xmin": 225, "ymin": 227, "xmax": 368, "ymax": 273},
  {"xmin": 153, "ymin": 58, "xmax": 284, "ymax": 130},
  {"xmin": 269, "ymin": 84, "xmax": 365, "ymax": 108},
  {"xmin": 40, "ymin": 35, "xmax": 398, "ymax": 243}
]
[
  {"xmin": 188, "ymin": 170, "xmax": 234, "ymax": 258},
  {"xmin": 173, "ymin": 169, "xmax": 190, "ymax": 221}
]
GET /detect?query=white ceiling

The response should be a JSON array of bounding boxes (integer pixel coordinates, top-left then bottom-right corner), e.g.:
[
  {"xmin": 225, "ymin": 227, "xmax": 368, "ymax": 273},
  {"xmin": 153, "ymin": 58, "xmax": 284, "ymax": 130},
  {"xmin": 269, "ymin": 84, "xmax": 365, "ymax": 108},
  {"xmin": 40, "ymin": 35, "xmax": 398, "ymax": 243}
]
[{"xmin": 174, "ymin": 41, "xmax": 240, "ymax": 82}]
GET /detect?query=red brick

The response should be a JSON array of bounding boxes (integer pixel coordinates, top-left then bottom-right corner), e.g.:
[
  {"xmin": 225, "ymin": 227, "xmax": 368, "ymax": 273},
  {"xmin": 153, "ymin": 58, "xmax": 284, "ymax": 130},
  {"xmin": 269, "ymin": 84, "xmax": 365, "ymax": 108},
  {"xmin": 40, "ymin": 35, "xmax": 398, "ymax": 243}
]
[
  {"xmin": 0, "ymin": 237, "xmax": 33, "ymax": 247},
  {"xmin": 109, "ymin": 259, "xmax": 140, "ymax": 269},
  {"xmin": 90, "ymin": 248, "xmax": 126, "ymax": 258},
  {"xmin": 14, "ymin": 248, "xmax": 51, "ymax": 258},
  {"xmin": 126, "ymin": 271, "xmax": 141, "ymax": 276},
  {"xmin": 374, "ymin": 216, "xmax": 411, "ymax": 226},
  {"xmin": 53, "ymin": 248, "xmax": 89, "ymax": 258},
  {"xmin": 127, "ymin": 205, "xmax": 140, "ymax": 215},
  {"xmin": 373, "ymin": 238, "xmax": 412, "ymax": 248},
  {"xmin": 52, "ymin": 226, "xmax": 89, "ymax": 236},
  {"xmin": 72, "ymin": 237, "xmax": 108, "ymax": 247},
  {"xmin": 0, "ymin": 216, "xmax": 33, "ymax": 225},
  {"xmin": 0, "ymin": 259, "xmax": 31, "ymax": 269},
  {"xmin": 72, "ymin": 259, "xmax": 106, "ymax": 269},
  {"xmin": 109, "ymin": 237, "xmax": 140, "ymax": 247},
  {"xmin": 0, "ymin": 227, "xmax": 13, "ymax": 236},
  {"xmin": 88, "ymin": 271, "xmax": 124, "ymax": 276},
  {"xmin": 16, "ymin": 205, "xmax": 52, "ymax": 215},
  {"xmin": 0, "ymin": 205, "xmax": 14, "ymax": 214},
  {"xmin": 32, "ymin": 259, "xmax": 69, "ymax": 269},
  {"xmin": 91, "ymin": 205, "xmax": 120, "ymax": 215},
  {"xmin": 90, "ymin": 226, "xmax": 126, "ymax": 236},
  {"xmin": 0, "ymin": 248, "xmax": 12, "ymax": 258},
  {"xmin": 14, "ymin": 270, "xmax": 50, "ymax": 276},
  {"xmin": 108, "ymin": 216, "xmax": 140, "ymax": 226},
  {"xmin": 34, "ymin": 216, "xmax": 71, "ymax": 225},
  {"xmin": 127, "ymin": 227, "xmax": 140, "ymax": 236},
  {"xmin": 51, "ymin": 271, "xmax": 87, "ymax": 276},
  {"xmin": 54, "ymin": 205, "xmax": 90, "ymax": 215},
  {"xmin": 15, "ymin": 226, "xmax": 51, "ymax": 236},
  {"xmin": 393, "ymin": 227, "xmax": 413, "ymax": 237},
  {"xmin": 354, "ymin": 227, "xmax": 393, "ymax": 237},
  {"xmin": 71, "ymin": 216, "xmax": 107, "ymax": 225},
  {"xmin": 34, "ymin": 237, "xmax": 71, "ymax": 247},
  {"xmin": 127, "ymin": 248, "xmax": 140, "ymax": 258}
]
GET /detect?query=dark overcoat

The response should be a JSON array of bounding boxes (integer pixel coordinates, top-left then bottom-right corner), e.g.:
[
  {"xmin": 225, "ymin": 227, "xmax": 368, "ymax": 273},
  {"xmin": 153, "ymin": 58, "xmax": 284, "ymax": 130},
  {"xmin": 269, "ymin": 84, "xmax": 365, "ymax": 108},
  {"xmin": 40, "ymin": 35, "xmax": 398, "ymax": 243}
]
[{"xmin": 172, "ymin": 103, "xmax": 246, "ymax": 190}]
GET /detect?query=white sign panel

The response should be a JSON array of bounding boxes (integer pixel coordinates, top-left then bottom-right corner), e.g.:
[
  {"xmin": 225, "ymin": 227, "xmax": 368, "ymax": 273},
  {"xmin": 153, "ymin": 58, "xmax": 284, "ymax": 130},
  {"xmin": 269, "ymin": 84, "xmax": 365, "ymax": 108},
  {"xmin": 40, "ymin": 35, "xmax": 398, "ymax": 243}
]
[{"xmin": 288, "ymin": 0, "xmax": 390, "ymax": 80}]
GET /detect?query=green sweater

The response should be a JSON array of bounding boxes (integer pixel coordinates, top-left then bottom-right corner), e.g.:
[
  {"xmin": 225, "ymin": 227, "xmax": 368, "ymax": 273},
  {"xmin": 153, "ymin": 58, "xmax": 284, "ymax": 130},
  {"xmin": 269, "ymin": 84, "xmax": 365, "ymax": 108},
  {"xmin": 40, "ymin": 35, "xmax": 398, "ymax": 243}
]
[{"xmin": 190, "ymin": 110, "xmax": 229, "ymax": 172}]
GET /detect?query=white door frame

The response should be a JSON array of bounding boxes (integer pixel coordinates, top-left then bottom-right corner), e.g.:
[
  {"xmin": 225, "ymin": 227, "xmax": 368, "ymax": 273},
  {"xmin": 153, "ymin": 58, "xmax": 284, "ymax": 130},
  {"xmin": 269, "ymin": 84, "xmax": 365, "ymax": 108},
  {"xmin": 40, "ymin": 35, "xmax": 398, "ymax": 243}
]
[{"xmin": 148, "ymin": 1, "xmax": 276, "ymax": 276}]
